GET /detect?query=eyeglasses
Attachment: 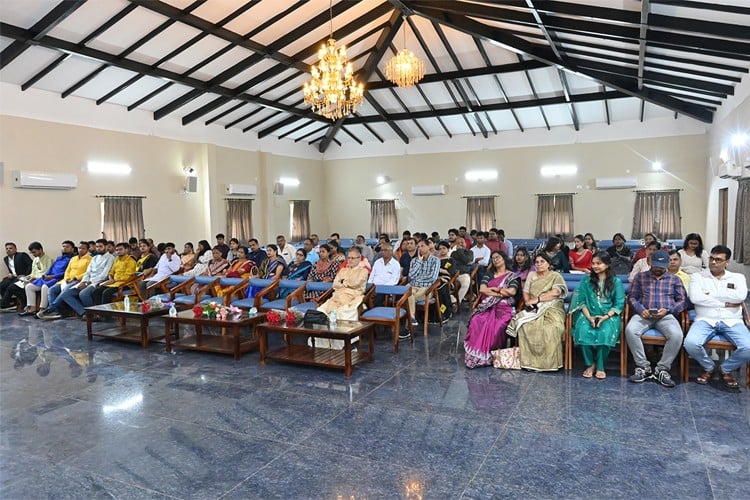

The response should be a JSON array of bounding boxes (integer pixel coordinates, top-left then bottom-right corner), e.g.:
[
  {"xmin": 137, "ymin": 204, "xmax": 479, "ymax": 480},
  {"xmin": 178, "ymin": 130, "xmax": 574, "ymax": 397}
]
[{"xmin": 708, "ymin": 257, "xmax": 727, "ymax": 263}]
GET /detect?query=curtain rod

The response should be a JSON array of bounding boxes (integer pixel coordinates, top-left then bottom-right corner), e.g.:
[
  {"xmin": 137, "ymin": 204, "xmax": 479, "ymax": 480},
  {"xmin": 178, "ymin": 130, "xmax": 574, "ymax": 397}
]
[
  {"xmin": 95, "ymin": 195, "xmax": 146, "ymax": 199},
  {"xmin": 224, "ymin": 197, "xmax": 254, "ymax": 200},
  {"xmin": 461, "ymin": 195, "xmax": 498, "ymax": 199},
  {"xmin": 289, "ymin": 199, "xmax": 310, "ymax": 202},
  {"xmin": 534, "ymin": 192, "xmax": 577, "ymax": 196},
  {"xmin": 366, "ymin": 198, "xmax": 398, "ymax": 201},
  {"xmin": 634, "ymin": 189, "xmax": 683, "ymax": 192}
]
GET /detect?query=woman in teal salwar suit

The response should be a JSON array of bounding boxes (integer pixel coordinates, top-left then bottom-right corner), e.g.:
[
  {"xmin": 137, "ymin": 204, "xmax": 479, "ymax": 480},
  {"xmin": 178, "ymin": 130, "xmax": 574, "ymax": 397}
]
[{"xmin": 570, "ymin": 251, "xmax": 625, "ymax": 379}]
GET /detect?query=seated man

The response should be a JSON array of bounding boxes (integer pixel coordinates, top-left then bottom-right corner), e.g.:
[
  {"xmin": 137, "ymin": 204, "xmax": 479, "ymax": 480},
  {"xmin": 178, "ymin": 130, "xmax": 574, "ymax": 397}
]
[
  {"xmin": 684, "ymin": 245, "xmax": 750, "ymax": 389},
  {"xmin": 137, "ymin": 242, "xmax": 182, "ymax": 298},
  {"xmin": 20, "ymin": 240, "xmax": 76, "ymax": 316},
  {"xmin": 37, "ymin": 241, "xmax": 92, "ymax": 318},
  {"xmin": 91, "ymin": 242, "xmax": 137, "ymax": 305},
  {"xmin": 0, "ymin": 241, "xmax": 53, "ymax": 311},
  {"xmin": 276, "ymin": 234, "xmax": 296, "ymax": 265},
  {"xmin": 668, "ymin": 249, "xmax": 690, "ymax": 292},
  {"xmin": 215, "ymin": 233, "xmax": 230, "ymax": 259},
  {"xmin": 624, "ymin": 250, "xmax": 687, "ymax": 388},
  {"xmin": 317, "ymin": 247, "xmax": 370, "ymax": 321},
  {"xmin": 450, "ymin": 237, "xmax": 474, "ymax": 304},
  {"xmin": 303, "ymin": 238, "xmax": 319, "ymax": 265},
  {"xmin": 368, "ymin": 243, "xmax": 401, "ymax": 308},
  {"xmin": 247, "ymin": 238, "xmax": 267, "ymax": 269},
  {"xmin": 38, "ymin": 239, "xmax": 115, "ymax": 320},
  {"xmin": 1, "ymin": 242, "xmax": 33, "ymax": 304},
  {"xmin": 407, "ymin": 240, "xmax": 440, "ymax": 329},
  {"xmin": 354, "ymin": 234, "xmax": 375, "ymax": 265},
  {"xmin": 399, "ymin": 237, "xmax": 417, "ymax": 278},
  {"xmin": 471, "ymin": 232, "xmax": 491, "ymax": 281}
]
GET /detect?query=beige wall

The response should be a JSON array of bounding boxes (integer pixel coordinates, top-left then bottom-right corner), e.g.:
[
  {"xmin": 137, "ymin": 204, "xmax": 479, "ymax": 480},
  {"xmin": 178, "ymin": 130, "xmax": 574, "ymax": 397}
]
[{"xmin": 323, "ymin": 134, "xmax": 709, "ymax": 241}]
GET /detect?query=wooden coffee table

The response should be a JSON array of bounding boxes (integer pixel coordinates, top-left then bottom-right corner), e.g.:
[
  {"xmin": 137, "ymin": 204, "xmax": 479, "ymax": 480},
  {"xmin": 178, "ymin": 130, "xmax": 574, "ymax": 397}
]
[
  {"xmin": 256, "ymin": 320, "xmax": 375, "ymax": 377},
  {"xmin": 163, "ymin": 309, "xmax": 266, "ymax": 360},
  {"xmin": 85, "ymin": 301, "xmax": 171, "ymax": 348}
]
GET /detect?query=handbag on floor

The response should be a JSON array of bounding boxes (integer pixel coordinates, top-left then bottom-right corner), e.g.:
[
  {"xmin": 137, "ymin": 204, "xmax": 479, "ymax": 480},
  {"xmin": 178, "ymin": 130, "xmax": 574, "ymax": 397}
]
[{"xmin": 491, "ymin": 347, "xmax": 521, "ymax": 370}]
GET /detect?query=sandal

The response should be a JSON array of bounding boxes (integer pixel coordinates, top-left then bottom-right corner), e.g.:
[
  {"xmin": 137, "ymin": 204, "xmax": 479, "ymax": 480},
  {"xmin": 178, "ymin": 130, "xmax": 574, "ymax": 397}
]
[
  {"xmin": 582, "ymin": 365, "xmax": 595, "ymax": 378},
  {"xmin": 595, "ymin": 370, "xmax": 606, "ymax": 380},
  {"xmin": 696, "ymin": 370, "xmax": 713, "ymax": 385},
  {"xmin": 721, "ymin": 372, "xmax": 739, "ymax": 389}
]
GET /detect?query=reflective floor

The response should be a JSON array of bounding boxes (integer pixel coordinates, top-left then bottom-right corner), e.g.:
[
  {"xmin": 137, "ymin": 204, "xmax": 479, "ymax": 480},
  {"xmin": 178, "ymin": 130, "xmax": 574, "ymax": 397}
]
[{"xmin": 1, "ymin": 309, "xmax": 748, "ymax": 499}]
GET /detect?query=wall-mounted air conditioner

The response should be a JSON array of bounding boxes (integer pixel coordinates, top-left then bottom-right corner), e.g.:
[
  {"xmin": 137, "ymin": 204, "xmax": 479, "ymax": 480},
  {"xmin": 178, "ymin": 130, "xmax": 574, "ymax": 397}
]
[
  {"xmin": 411, "ymin": 184, "xmax": 447, "ymax": 196},
  {"xmin": 12, "ymin": 170, "xmax": 77, "ymax": 190},
  {"xmin": 717, "ymin": 161, "xmax": 742, "ymax": 179},
  {"xmin": 594, "ymin": 177, "xmax": 637, "ymax": 190},
  {"xmin": 225, "ymin": 183, "xmax": 257, "ymax": 195}
]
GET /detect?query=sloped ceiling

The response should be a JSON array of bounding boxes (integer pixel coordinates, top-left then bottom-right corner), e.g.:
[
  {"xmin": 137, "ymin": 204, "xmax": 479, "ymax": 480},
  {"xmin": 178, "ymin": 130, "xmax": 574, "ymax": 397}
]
[{"xmin": 1, "ymin": 0, "xmax": 749, "ymax": 153}]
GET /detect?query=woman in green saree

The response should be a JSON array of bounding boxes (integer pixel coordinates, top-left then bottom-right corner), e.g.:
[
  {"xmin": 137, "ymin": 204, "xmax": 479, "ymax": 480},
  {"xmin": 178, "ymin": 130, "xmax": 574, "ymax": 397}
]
[
  {"xmin": 508, "ymin": 253, "xmax": 567, "ymax": 371},
  {"xmin": 570, "ymin": 251, "xmax": 625, "ymax": 379}
]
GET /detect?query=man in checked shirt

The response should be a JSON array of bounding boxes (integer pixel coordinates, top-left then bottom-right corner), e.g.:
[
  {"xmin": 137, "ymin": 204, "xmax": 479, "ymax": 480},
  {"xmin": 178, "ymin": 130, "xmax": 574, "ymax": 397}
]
[
  {"xmin": 406, "ymin": 239, "xmax": 440, "ymax": 330},
  {"xmin": 624, "ymin": 250, "xmax": 687, "ymax": 387}
]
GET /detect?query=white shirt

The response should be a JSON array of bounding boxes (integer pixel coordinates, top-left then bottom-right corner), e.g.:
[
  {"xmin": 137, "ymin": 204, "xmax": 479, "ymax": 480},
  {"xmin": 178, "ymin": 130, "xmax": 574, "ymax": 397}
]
[
  {"xmin": 368, "ymin": 257, "xmax": 401, "ymax": 285},
  {"xmin": 471, "ymin": 245, "xmax": 490, "ymax": 266},
  {"xmin": 504, "ymin": 239, "xmax": 514, "ymax": 258},
  {"xmin": 689, "ymin": 269, "xmax": 748, "ymax": 327},
  {"xmin": 82, "ymin": 252, "xmax": 115, "ymax": 285},
  {"xmin": 279, "ymin": 243, "xmax": 296, "ymax": 265},
  {"xmin": 148, "ymin": 253, "xmax": 182, "ymax": 282},
  {"xmin": 629, "ymin": 258, "xmax": 651, "ymax": 282},
  {"xmin": 678, "ymin": 249, "xmax": 708, "ymax": 274}
]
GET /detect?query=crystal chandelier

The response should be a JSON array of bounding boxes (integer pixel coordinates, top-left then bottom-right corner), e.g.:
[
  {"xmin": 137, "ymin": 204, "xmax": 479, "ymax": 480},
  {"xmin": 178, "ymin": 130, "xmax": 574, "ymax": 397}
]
[
  {"xmin": 302, "ymin": 1, "xmax": 364, "ymax": 120},
  {"xmin": 385, "ymin": 17, "xmax": 425, "ymax": 88}
]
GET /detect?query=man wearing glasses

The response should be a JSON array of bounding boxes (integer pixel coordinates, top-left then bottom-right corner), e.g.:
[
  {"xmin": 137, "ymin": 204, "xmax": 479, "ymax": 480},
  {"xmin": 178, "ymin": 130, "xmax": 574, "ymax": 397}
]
[{"xmin": 684, "ymin": 245, "xmax": 750, "ymax": 389}]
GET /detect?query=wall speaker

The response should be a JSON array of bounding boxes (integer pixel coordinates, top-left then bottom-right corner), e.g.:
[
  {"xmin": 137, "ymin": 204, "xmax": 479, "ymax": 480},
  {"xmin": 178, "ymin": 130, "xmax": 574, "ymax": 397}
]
[
  {"xmin": 185, "ymin": 176, "xmax": 198, "ymax": 193},
  {"xmin": 273, "ymin": 182, "xmax": 284, "ymax": 195}
]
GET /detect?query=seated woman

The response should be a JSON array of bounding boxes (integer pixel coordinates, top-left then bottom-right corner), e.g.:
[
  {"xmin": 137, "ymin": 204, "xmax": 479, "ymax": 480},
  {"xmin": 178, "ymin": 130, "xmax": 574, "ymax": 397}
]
[
  {"xmin": 183, "ymin": 240, "xmax": 212, "ymax": 276},
  {"xmin": 395, "ymin": 239, "xmax": 408, "ymax": 260},
  {"xmin": 189, "ymin": 247, "xmax": 229, "ymax": 295},
  {"xmin": 180, "ymin": 242, "xmax": 197, "ymax": 272},
  {"xmin": 258, "ymin": 244, "xmax": 286, "ymax": 280},
  {"xmin": 632, "ymin": 233, "xmax": 656, "ymax": 265},
  {"xmin": 436, "ymin": 241, "xmax": 457, "ymax": 320},
  {"xmin": 284, "ymin": 248, "xmax": 312, "ymax": 281},
  {"xmin": 569, "ymin": 234, "xmax": 593, "ymax": 272},
  {"xmin": 570, "ymin": 252, "xmax": 625, "ymax": 379},
  {"xmin": 136, "ymin": 241, "xmax": 158, "ymax": 274},
  {"xmin": 583, "ymin": 232, "xmax": 598, "ymax": 254},
  {"xmin": 464, "ymin": 250, "xmax": 520, "ymax": 369},
  {"xmin": 511, "ymin": 247, "xmax": 534, "ymax": 283},
  {"xmin": 606, "ymin": 232, "xmax": 633, "ymax": 275},
  {"xmin": 677, "ymin": 232, "xmax": 708, "ymax": 274},
  {"xmin": 507, "ymin": 253, "xmax": 568, "ymax": 371},
  {"xmin": 327, "ymin": 240, "xmax": 346, "ymax": 265},
  {"xmin": 305, "ymin": 243, "xmax": 340, "ymax": 300},
  {"xmin": 225, "ymin": 237, "xmax": 241, "ymax": 264},
  {"xmin": 224, "ymin": 246, "xmax": 256, "ymax": 278},
  {"xmin": 543, "ymin": 236, "xmax": 570, "ymax": 273}
]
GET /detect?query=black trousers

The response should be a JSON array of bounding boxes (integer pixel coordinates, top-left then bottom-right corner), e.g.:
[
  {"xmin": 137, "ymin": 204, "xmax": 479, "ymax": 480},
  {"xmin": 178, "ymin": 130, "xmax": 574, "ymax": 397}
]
[
  {"xmin": 1, "ymin": 281, "xmax": 26, "ymax": 308},
  {"xmin": 92, "ymin": 285, "xmax": 119, "ymax": 305}
]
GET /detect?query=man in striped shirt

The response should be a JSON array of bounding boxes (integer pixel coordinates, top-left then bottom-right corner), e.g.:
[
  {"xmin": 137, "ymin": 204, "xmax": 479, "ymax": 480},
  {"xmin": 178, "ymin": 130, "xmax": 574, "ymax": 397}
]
[{"xmin": 625, "ymin": 250, "xmax": 687, "ymax": 387}]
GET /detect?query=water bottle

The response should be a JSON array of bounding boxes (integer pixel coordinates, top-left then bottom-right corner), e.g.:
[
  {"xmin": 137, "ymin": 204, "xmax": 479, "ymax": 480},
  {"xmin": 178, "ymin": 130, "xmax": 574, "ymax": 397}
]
[
  {"xmin": 123, "ymin": 295, "xmax": 130, "ymax": 310},
  {"xmin": 329, "ymin": 309, "xmax": 337, "ymax": 325},
  {"xmin": 169, "ymin": 304, "xmax": 177, "ymax": 317}
]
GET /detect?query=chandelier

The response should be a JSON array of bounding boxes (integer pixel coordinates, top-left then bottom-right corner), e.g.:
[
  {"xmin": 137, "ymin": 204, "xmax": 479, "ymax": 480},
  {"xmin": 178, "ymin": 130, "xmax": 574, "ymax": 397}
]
[
  {"xmin": 385, "ymin": 17, "xmax": 425, "ymax": 88},
  {"xmin": 302, "ymin": 1, "xmax": 364, "ymax": 120}
]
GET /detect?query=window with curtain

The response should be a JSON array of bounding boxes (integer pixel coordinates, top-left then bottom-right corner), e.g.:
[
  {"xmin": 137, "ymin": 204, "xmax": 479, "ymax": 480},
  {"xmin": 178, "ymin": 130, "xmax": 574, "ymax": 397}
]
[
  {"xmin": 465, "ymin": 196, "xmax": 496, "ymax": 231},
  {"xmin": 734, "ymin": 179, "xmax": 750, "ymax": 263},
  {"xmin": 631, "ymin": 190, "xmax": 682, "ymax": 240},
  {"xmin": 102, "ymin": 196, "xmax": 145, "ymax": 243},
  {"xmin": 534, "ymin": 194, "xmax": 574, "ymax": 240},
  {"xmin": 226, "ymin": 199, "xmax": 253, "ymax": 244},
  {"xmin": 369, "ymin": 199, "xmax": 398, "ymax": 238},
  {"xmin": 290, "ymin": 200, "xmax": 310, "ymax": 241}
]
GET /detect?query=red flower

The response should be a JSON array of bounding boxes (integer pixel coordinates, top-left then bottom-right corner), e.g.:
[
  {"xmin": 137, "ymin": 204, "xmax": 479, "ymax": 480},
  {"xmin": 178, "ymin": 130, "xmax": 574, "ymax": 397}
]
[{"xmin": 192, "ymin": 305, "xmax": 203, "ymax": 317}]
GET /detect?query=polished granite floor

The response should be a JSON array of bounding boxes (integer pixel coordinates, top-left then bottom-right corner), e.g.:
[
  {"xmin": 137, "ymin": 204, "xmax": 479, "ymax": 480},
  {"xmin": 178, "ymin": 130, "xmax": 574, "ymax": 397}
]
[{"xmin": 0, "ymin": 309, "xmax": 748, "ymax": 500}]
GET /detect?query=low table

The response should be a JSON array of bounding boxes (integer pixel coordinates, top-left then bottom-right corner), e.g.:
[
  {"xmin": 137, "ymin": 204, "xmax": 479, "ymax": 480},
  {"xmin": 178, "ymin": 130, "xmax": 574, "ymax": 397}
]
[
  {"xmin": 164, "ymin": 309, "xmax": 266, "ymax": 360},
  {"xmin": 85, "ymin": 301, "xmax": 171, "ymax": 348},
  {"xmin": 256, "ymin": 320, "xmax": 375, "ymax": 377}
]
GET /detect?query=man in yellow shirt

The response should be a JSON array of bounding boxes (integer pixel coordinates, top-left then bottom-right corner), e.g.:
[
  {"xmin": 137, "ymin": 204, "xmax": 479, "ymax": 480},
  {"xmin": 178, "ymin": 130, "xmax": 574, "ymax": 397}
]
[
  {"xmin": 91, "ymin": 242, "xmax": 136, "ymax": 305},
  {"xmin": 36, "ymin": 241, "xmax": 92, "ymax": 316},
  {"xmin": 668, "ymin": 250, "xmax": 690, "ymax": 293}
]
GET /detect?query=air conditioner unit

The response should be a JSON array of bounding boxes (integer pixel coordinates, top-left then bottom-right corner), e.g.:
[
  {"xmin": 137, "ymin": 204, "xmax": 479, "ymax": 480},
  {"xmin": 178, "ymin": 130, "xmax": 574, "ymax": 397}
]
[
  {"xmin": 717, "ymin": 161, "xmax": 742, "ymax": 179},
  {"xmin": 225, "ymin": 183, "xmax": 257, "ymax": 195},
  {"xmin": 411, "ymin": 184, "xmax": 447, "ymax": 196},
  {"xmin": 594, "ymin": 177, "xmax": 637, "ymax": 190},
  {"xmin": 12, "ymin": 170, "xmax": 77, "ymax": 190}
]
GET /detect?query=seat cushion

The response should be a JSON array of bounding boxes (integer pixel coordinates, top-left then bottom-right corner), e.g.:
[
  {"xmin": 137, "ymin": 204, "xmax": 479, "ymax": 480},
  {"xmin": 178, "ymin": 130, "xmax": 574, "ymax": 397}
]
[
  {"xmin": 263, "ymin": 298, "xmax": 296, "ymax": 310},
  {"xmin": 231, "ymin": 298, "xmax": 257, "ymax": 309},
  {"xmin": 201, "ymin": 296, "xmax": 223, "ymax": 305},
  {"xmin": 361, "ymin": 307, "xmax": 407, "ymax": 321},
  {"xmin": 173, "ymin": 295, "xmax": 197, "ymax": 305},
  {"xmin": 642, "ymin": 329, "xmax": 666, "ymax": 339},
  {"xmin": 152, "ymin": 292, "xmax": 171, "ymax": 302},
  {"xmin": 415, "ymin": 298, "xmax": 435, "ymax": 306}
]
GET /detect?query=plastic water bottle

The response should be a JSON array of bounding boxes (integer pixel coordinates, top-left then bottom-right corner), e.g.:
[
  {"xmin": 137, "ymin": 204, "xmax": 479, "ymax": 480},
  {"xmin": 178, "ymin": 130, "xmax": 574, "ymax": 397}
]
[
  {"xmin": 123, "ymin": 295, "xmax": 130, "ymax": 310},
  {"xmin": 169, "ymin": 304, "xmax": 177, "ymax": 317},
  {"xmin": 329, "ymin": 309, "xmax": 337, "ymax": 325}
]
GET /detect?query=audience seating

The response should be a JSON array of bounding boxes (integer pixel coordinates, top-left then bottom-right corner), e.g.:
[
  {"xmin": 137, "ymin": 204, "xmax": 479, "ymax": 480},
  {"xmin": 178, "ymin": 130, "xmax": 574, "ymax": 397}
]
[
  {"xmin": 151, "ymin": 275, "xmax": 197, "ymax": 306},
  {"xmin": 681, "ymin": 311, "xmax": 750, "ymax": 386},
  {"xmin": 360, "ymin": 285, "xmax": 413, "ymax": 352},
  {"xmin": 415, "ymin": 278, "xmax": 443, "ymax": 335},
  {"xmin": 230, "ymin": 278, "xmax": 279, "ymax": 309},
  {"xmin": 258, "ymin": 279, "xmax": 306, "ymax": 311},
  {"xmin": 289, "ymin": 281, "xmax": 335, "ymax": 313},
  {"xmin": 200, "ymin": 277, "xmax": 249, "ymax": 306}
]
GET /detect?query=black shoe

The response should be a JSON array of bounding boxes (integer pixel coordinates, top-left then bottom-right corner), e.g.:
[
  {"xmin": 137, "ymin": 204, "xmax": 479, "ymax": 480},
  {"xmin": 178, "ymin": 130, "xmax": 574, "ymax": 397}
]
[
  {"xmin": 398, "ymin": 330, "xmax": 411, "ymax": 340},
  {"xmin": 628, "ymin": 367, "xmax": 652, "ymax": 383},
  {"xmin": 655, "ymin": 370, "xmax": 676, "ymax": 388}
]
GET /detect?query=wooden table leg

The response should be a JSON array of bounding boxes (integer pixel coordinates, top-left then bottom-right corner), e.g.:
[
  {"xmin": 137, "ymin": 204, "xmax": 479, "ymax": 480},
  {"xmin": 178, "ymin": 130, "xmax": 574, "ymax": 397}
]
[
  {"xmin": 258, "ymin": 327, "xmax": 267, "ymax": 365},
  {"xmin": 165, "ymin": 319, "xmax": 172, "ymax": 353},
  {"xmin": 344, "ymin": 337, "xmax": 352, "ymax": 377},
  {"xmin": 367, "ymin": 324, "xmax": 375, "ymax": 362},
  {"xmin": 86, "ymin": 314, "xmax": 93, "ymax": 341},
  {"xmin": 141, "ymin": 317, "xmax": 149, "ymax": 348},
  {"xmin": 234, "ymin": 325, "xmax": 240, "ymax": 361}
]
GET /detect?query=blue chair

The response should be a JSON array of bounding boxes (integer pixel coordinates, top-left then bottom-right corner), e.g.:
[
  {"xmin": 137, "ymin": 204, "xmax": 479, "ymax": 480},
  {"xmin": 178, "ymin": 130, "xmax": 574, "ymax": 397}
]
[
  {"xmin": 231, "ymin": 278, "xmax": 278, "ymax": 309},
  {"xmin": 151, "ymin": 275, "xmax": 196, "ymax": 306},
  {"xmin": 259, "ymin": 279, "xmax": 306, "ymax": 311},
  {"xmin": 201, "ymin": 277, "xmax": 249, "ymax": 306},
  {"xmin": 290, "ymin": 281, "xmax": 334, "ymax": 313},
  {"xmin": 360, "ymin": 285, "xmax": 413, "ymax": 352}
]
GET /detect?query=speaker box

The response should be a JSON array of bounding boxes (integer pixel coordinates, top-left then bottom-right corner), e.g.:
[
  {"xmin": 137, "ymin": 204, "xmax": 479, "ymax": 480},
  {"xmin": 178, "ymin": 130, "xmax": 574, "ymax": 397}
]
[
  {"xmin": 185, "ymin": 176, "xmax": 198, "ymax": 193},
  {"xmin": 273, "ymin": 182, "xmax": 284, "ymax": 195}
]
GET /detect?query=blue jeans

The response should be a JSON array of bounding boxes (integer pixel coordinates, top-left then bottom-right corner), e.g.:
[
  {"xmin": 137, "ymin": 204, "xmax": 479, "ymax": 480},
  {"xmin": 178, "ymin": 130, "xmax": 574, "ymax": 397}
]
[
  {"xmin": 59, "ymin": 285, "xmax": 96, "ymax": 316},
  {"xmin": 684, "ymin": 320, "xmax": 750, "ymax": 373}
]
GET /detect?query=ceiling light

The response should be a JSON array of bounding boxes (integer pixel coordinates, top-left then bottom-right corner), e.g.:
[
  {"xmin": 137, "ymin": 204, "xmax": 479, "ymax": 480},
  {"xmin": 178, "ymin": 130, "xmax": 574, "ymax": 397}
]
[
  {"xmin": 376, "ymin": 175, "xmax": 391, "ymax": 184},
  {"xmin": 540, "ymin": 165, "xmax": 577, "ymax": 177},
  {"xmin": 385, "ymin": 17, "xmax": 425, "ymax": 88},
  {"xmin": 279, "ymin": 177, "xmax": 300, "ymax": 187},
  {"xmin": 652, "ymin": 161, "xmax": 663, "ymax": 171},
  {"xmin": 87, "ymin": 161, "xmax": 131, "ymax": 176},
  {"xmin": 302, "ymin": 0, "xmax": 364, "ymax": 120},
  {"xmin": 731, "ymin": 132, "xmax": 748, "ymax": 148},
  {"xmin": 465, "ymin": 170, "xmax": 498, "ymax": 182}
]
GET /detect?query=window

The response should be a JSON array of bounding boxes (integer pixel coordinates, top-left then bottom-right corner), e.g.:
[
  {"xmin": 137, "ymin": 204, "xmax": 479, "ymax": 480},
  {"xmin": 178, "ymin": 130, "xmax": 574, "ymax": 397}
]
[
  {"xmin": 226, "ymin": 199, "xmax": 253, "ymax": 243},
  {"xmin": 101, "ymin": 196, "xmax": 145, "ymax": 243},
  {"xmin": 631, "ymin": 190, "xmax": 681, "ymax": 240},
  {"xmin": 290, "ymin": 200, "xmax": 310, "ymax": 241},
  {"xmin": 465, "ymin": 196, "xmax": 496, "ymax": 231},
  {"xmin": 534, "ymin": 194, "xmax": 574, "ymax": 240},
  {"xmin": 369, "ymin": 199, "xmax": 398, "ymax": 238}
]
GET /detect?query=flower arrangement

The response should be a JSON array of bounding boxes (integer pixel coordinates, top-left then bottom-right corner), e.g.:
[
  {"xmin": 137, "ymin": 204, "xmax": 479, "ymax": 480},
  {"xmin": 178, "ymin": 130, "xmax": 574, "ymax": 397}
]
[
  {"xmin": 192, "ymin": 302, "xmax": 242, "ymax": 320},
  {"xmin": 266, "ymin": 309, "xmax": 303, "ymax": 325}
]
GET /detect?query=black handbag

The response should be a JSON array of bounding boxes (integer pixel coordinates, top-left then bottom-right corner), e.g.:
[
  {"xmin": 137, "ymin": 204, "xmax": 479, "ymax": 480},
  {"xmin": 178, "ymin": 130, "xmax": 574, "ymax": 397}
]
[{"xmin": 303, "ymin": 309, "xmax": 329, "ymax": 326}]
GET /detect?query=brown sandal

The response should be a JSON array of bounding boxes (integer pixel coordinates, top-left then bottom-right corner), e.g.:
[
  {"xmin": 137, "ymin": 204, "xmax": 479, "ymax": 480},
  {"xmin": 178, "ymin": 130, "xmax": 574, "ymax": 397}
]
[
  {"xmin": 722, "ymin": 372, "xmax": 739, "ymax": 389},
  {"xmin": 696, "ymin": 370, "xmax": 713, "ymax": 384}
]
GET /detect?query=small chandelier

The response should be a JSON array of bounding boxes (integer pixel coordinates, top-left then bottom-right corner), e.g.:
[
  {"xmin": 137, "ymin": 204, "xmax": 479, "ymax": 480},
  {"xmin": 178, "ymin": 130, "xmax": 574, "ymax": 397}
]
[
  {"xmin": 385, "ymin": 17, "xmax": 425, "ymax": 88},
  {"xmin": 302, "ymin": 1, "xmax": 364, "ymax": 121}
]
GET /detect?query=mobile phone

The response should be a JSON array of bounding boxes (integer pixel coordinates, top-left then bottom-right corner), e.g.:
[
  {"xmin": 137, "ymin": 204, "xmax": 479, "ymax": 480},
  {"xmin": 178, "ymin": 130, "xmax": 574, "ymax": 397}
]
[
  {"xmin": 594, "ymin": 317, "xmax": 601, "ymax": 327},
  {"xmin": 648, "ymin": 309, "xmax": 659, "ymax": 315}
]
